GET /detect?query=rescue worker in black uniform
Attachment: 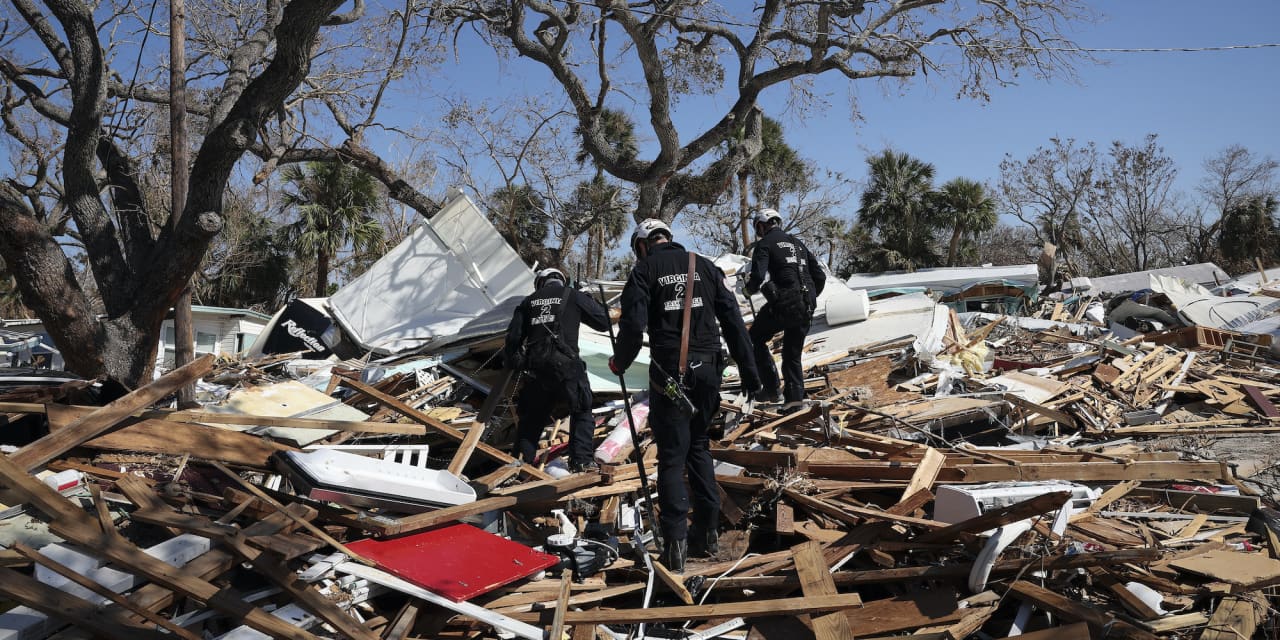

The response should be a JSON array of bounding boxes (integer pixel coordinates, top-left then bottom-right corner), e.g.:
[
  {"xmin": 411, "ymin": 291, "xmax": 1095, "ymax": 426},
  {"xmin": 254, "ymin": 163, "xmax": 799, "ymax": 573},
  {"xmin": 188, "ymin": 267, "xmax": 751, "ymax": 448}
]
[
  {"xmin": 503, "ymin": 268, "xmax": 611, "ymax": 472},
  {"xmin": 608, "ymin": 219, "xmax": 761, "ymax": 571},
  {"xmin": 744, "ymin": 208, "xmax": 827, "ymax": 410}
]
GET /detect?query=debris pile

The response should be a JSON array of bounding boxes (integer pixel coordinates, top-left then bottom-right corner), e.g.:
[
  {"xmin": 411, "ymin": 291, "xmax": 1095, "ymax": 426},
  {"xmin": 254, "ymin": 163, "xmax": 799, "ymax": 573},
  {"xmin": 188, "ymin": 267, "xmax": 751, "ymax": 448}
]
[{"xmin": 2, "ymin": 205, "xmax": 1279, "ymax": 639}]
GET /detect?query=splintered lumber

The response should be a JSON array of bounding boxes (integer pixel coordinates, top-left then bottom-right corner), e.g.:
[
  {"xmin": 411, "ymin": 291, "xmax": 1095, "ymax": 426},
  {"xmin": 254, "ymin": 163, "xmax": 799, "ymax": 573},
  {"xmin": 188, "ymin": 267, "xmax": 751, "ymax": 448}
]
[
  {"xmin": 844, "ymin": 593, "xmax": 968, "ymax": 636},
  {"xmin": 114, "ymin": 475, "xmax": 378, "ymax": 640},
  {"xmin": 1200, "ymin": 594, "xmax": 1266, "ymax": 640},
  {"xmin": 10, "ymin": 542, "xmax": 201, "ymax": 640},
  {"xmin": 899, "ymin": 447, "xmax": 944, "ymax": 502},
  {"xmin": 1006, "ymin": 581, "xmax": 1159, "ymax": 640},
  {"xmin": 9, "ymin": 355, "xmax": 214, "ymax": 471},
  {"xmin": 1169, "ymin": 549, "xmax": 1280, "ymax": 589},
  {"xmin": 652, "ymin": 560, "xmax": 695, "ymax": 604},
  {"xmin": 384, "ymin": 472, "xmax": 600, "ymax": 535},
  {"xmin": 0, "ymin": 567, "xmax": 171, "ymax": 640},
  {"xmin": 340, "ymin": 375, "xmax": 550, "ymax": 480},
  {"xmin": 710, "ymin": 549, "xmax": 1162, "ymax": 591},
  {"xmin": 0, "ymin": 453, "xmax": 327, "ymax": 640},
  {"xmin": 451, "ymin": 367, "xmax": 514, "ymax": 475},
  {"xmin": 549, "ymin": 573, "xmax": 572, "ymax": 640},
  {"xmin": 46, "ymin": 405, "xmax": 296, "ymax": 468},
  {"xmin": 792, "ymin": 541, "xmax": 855, "ymax": 640},
  {"xmin": 918, "ymin": 491, "xmax": 1070, "ymax": 543},
  {"xmin": 804, "ymin": 459, "xmax": 1229, "ymax": 483},
  {"xmin": 208, "ymin": 462, "xmax": 372, "ymax": 566},
  {"xmin": 542, "ymin": 593, "xmax": 865, "ymax": 625},
  {"xmin": 1003, "ymin": 621, "xmax": 1090, "ymax": 640}
]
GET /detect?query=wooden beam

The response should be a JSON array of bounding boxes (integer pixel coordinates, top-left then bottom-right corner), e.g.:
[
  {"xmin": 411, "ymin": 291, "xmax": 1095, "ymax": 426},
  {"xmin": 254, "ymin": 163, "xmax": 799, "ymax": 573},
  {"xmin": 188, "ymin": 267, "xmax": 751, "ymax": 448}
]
[
  {"xmin": 792, "ymin": 541, "xmax": 855, "ymax": 640},
  {"xmin": 0, "ymin": 566, "xmax": 171, "ymax": 640},
  {"xmin": 1004, "ymin": 393, "xmax": 1078, "ymax": 429},
  {"xmin": 10, "ymin": 355, "xmax": 214, "ymax": 471},
  {"xmin": 47, "ymin": 405, "xmax": 295, "ymax": 468},
  {"xmin": 0, "ymin": 453, "xmax": 324, "ymax": 640},
  {"xmin": 115, "ymin": 475, "xmax": 378, "ymax": 640},
  {"xmin": 805, "ymin": 460, "xmax": 1228, "ymax": 483},
  {"xmin": 11, "ymin": 542, "xmax": 201, "ymax": 640},
  {"xmin": 1201, "ymin": 594, "xmax": 1265, "ymax": 640},
  {"xmin": 917, "ymin": 491, "xmax": 1070, "ymax": 543},
  {"xmin": 450, "ymin": 368, "xmax": 514, "ymax": 475},
  {"xmin": 899, "ymin": 447, "xmax": 944, "ymax": 503},
  {"xmin": 1006, "ymin": 580, "xmax": 1158, "ymax": 640},
  {"xmin": 385, "ymin": 472, "xmax": 600, "ymax": 535},
  {"xmin": 652, "ymin": 559, "xmax": 695, "ymax": 605},
  {"xmin": 549, "ymin": 573, "xmax": 572, "ymax": 640},
  {"xmin": 543, "ymin": 593, "xmax": 864, "ymax": 625},
  {"xmin": 340, "ymin": 375, "xmax": 549, "ymax": 480}
]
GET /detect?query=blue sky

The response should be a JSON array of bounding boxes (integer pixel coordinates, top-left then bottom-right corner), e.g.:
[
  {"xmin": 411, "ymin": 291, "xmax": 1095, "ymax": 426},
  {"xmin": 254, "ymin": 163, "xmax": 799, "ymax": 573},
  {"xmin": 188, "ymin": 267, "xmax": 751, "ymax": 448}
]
[{"xmin": 412, "ymin": 0, "xmax": 1280, "ymax": 217}]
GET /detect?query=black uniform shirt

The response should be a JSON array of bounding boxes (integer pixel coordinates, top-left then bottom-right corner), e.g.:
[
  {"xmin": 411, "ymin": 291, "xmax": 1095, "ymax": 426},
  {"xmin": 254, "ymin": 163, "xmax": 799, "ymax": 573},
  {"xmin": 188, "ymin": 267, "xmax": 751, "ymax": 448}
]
[
  {"xmin": 745, "ymin": 226, "xmax": 828, "ymax": 306},
  {"xmin": 503, "ymin": 281, "xmax": 610, "ymax": 366},
  {"xmin": 613, "ymin": 242, "xmax": 757, "ymax": 377}
]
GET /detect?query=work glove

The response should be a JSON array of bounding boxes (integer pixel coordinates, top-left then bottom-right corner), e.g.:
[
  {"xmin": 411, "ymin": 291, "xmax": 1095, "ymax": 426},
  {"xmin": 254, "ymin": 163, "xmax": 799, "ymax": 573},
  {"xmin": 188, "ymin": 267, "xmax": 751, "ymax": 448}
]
[
  {"xmin": 608, "ymin": 356, "xmax": 625, "ymax": 376},
  {"xmin": 740, "ymin": 368, "xmax": 762, "ymax": 396},
  {"xmin": 744, "ymin": 283, "xmax": 759, "ymax": 296}
]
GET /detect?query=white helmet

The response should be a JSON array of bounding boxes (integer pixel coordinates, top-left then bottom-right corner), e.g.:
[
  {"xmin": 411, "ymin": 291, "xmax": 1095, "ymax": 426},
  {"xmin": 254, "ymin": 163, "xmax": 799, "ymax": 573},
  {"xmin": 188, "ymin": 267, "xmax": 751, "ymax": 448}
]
[
  {"xmin": 535, "ymin": 267, "xmax": 566, "ymax": 289},
  {"xmin": 751, "ymin": 207, "xmax": 783, "ymax": 226},
  {"xmin": 630, "ymin": 218, "xmax": 672, "ymax": 255}
]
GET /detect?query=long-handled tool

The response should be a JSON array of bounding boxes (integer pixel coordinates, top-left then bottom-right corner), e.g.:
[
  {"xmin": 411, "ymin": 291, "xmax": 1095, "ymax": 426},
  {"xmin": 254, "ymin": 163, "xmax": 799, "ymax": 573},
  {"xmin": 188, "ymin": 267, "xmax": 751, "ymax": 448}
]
[{"xmin": 597, "ymin": 284, "xmax": 663, "ymax": 553}]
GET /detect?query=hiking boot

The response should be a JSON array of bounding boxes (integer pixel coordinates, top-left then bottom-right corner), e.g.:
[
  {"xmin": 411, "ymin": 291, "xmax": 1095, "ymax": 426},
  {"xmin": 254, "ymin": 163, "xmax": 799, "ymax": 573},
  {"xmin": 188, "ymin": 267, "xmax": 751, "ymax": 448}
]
[
  {"xmin": 754, "ymin": 388, "xmax": 781, "ymax": 404},
  {"xmin": 781, "ymin": 400, "xmax": 807, "ymax": 415},
  {"xmin": 660, "ymin": 537, "xmax": 687, "ymax": 573},
  {"xmin": 569, "ymin": 460, "xmax": 599, "ymax": 474},
  {"xmin": 689, "ymin": 527, "xmax": 719, "ymax": 558}
]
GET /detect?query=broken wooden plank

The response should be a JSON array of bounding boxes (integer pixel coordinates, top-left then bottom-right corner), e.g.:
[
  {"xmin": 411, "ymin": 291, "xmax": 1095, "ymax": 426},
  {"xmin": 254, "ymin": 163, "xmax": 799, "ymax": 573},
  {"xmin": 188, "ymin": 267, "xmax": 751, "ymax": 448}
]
[
  {"xmin": 899, "ymin": 447, "xmax": 944, "ymax": 503},
  {"xmin": 46, "ymin": 405, "xmax": 296, "ymax": 468},
  {"xmin": 0, "ymin": 453, "xmax": 325, "ymax": 640},
  {"xmin": 0, "ymin": 566, "xmax": 171, "ymax": 640},
  {"xmin": 917, "ymin": 491, "xmax": 1070, "ymax": 543},
  {"xmin": 538, "ymin": 593, "xmax": 864, "ymax": 625},
  {"xmin": 10, "ymin": 355, "xmax": 214, "ymax": 471},
  {"xmin": 805, "ymin": 460, "xmax": 1228, "ymax": 483},
  {"xmin": 792, "ymin": 541, "xmax": 855, "ymax": 640},
  {"xmin": 452, "ymin": 367, "xmax": 514, "ymax": 473},
  {"xmin": 340, "ymin": 375, "xmax": 549, "ymax": 480},
  {"xmin": 652, "ymin": 559, "xmax": 695, "ymax": 605},
  {"xmin": 549, "ymin": 572, "xmax": 573, "ymax": 640},
  {"xmin": 11, "ymin": 542, "xmax": 201, "ymax": 640},
  {"xmin": 1006, "ymin": 580, "xmax": 1158, "ymax": 640},
  {"xmin": 1200, "ymin": 594, "xmax": 1265, "ymax": 640},
  {"xmin": 386, "ymin": 472, "xmax": 600, "ymax": 535}
]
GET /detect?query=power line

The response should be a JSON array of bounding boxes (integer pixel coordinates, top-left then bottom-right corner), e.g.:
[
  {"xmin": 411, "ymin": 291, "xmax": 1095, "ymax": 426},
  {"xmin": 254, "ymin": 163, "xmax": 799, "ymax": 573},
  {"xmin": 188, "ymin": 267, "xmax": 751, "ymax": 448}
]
[{"xmin": 551, "ymin": 0, "xmax": 1280, "ymax": 54}]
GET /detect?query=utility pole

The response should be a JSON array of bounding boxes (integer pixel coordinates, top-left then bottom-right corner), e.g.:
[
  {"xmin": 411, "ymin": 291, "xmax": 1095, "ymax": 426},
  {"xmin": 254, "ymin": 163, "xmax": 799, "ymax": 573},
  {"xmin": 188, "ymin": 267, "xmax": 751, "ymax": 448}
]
[{"xmin": 170, "ymin": 0, "xmax": 195, "ymax": 407}]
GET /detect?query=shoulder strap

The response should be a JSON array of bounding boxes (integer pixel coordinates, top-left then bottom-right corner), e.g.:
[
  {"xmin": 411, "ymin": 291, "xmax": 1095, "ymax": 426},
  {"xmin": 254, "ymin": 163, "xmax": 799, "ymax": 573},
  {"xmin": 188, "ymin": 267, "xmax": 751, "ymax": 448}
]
[{"xmin": 678, "ymin": 251, "xmax": 696, "ymax": 378}]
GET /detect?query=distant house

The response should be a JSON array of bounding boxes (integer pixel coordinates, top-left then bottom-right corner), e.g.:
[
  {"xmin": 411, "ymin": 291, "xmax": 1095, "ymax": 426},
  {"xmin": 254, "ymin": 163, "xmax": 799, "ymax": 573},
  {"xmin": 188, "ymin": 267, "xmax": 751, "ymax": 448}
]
[{"xmin": 2, "ymin": 305, "xmax": 271, "ymax": 369}]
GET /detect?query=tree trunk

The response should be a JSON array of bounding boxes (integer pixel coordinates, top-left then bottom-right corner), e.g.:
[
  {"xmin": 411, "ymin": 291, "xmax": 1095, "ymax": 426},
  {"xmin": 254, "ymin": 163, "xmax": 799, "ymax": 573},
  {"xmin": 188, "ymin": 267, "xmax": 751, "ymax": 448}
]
[
  {"xmin": 947, "ymin": 226, "xmax": 963, "ymax": 267},
  {"xmin": 100, "ymin": 312, "xmax": 165, "ymax": 388},
  {"xmin": 738, "ymin": 171, "xmax": 751, "ymax": 253},
  {"xmin": 0, "ymin": 207, "xmax": 105, "ymax": 379},
  {"xmin": 315, "ymin": 249, "xmax": 330, "ymax": 297}
]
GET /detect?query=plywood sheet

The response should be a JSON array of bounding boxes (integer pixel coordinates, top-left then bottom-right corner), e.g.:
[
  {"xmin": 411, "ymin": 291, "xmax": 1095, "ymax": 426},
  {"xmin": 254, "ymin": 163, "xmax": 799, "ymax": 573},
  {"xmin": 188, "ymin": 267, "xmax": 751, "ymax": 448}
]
[{"xmin": 1169, "ymin": 549, "xmax": 1280, "ymax": 587}]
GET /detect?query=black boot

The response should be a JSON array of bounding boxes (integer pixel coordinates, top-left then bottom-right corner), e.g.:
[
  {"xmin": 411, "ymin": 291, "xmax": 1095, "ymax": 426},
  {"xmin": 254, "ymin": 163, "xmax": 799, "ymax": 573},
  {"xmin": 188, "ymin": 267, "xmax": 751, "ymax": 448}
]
[
  {"xmin": 660, "ymin": 537, "xmax": 687, "ymax": 573},
  {"xmin": 689, "ymin": 527, "xmax": 719, "ymax": 558}
]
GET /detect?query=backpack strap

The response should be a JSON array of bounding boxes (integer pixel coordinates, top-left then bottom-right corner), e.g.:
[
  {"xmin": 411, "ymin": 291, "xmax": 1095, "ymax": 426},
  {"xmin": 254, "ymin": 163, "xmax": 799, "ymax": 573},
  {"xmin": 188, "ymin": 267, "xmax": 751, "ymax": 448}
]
[{"xmin": 678, "ymin": 251, "xmax": 696, "ymax": 378}]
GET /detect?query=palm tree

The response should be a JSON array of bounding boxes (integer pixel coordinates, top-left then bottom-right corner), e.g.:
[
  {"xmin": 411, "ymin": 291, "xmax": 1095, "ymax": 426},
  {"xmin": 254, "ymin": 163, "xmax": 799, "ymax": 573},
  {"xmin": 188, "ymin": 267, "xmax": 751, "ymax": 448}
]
[
  {"xmin": 731, "ymin": 116, "xmax": 805, "ymax": 249},
  {"xmin": 936, "ymin": 178, "xmax": 998, "ymax": 266},
  {"xmin": 281, "ymin": 161, "xmax": 384, "ymax": 297},
  {"xmin": 858, "ymin": 149, "xmax": 941, "ymax": 271},
  {"xmin": 575, "ymin": 109, "xmax": 638, "ymax": 277}
]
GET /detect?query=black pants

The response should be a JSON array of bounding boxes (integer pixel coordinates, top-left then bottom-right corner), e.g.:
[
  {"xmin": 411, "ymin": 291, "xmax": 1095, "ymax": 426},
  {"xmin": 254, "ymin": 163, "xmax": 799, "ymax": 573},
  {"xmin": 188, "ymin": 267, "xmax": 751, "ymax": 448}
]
[
  {"xmin": 648, "ymin": 353, "xmax": 722, "ymax": 542},
  {"xmin": 515, "ymin": 368, "xmax": 595, "ymax": 465},
  {"xmin": 750, "ymin": 303, "xmax": 811, "ymax": 403}
]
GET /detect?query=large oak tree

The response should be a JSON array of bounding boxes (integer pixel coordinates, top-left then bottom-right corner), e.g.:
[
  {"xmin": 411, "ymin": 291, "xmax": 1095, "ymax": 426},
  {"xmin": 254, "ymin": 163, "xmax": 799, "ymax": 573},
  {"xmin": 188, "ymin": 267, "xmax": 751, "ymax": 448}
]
[{"xmin": 446, "ymin": 0, "xmax": 1091, "ymax": 222}]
